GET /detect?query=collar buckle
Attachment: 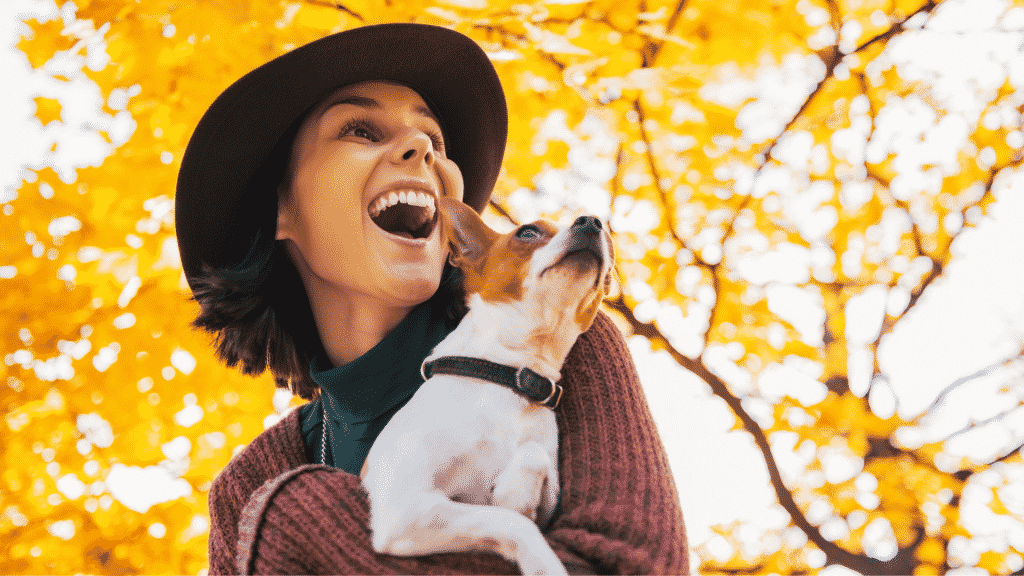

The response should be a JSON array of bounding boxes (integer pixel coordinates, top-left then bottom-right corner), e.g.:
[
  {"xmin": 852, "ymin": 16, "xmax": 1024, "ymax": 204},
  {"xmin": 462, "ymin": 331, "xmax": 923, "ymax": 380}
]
[
  {"xmin": 420, "ymin": 358, "xmax": 430, "ymax": 382},
  {"xmin": 515, "ymin": 366, "xmax": 563, "ymax": 409}
]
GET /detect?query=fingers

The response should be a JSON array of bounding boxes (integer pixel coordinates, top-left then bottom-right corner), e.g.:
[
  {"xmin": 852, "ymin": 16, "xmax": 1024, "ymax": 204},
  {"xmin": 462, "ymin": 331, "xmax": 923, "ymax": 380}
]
[{"xmin": 436, "ymin": 157, "xmax": 464, "ymax": 203}]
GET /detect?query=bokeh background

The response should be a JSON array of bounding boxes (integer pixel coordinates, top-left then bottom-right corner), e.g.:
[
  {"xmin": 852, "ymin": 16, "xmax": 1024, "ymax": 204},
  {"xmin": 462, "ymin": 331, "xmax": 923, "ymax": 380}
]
[{"xmin": 3, "ymin": 0, "xmax": 1024, "ymax": 573}]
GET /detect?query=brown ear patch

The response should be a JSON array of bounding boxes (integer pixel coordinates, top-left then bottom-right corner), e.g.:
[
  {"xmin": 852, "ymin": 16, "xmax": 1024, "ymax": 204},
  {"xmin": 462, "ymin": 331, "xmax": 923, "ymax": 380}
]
[
  {"xmin": 462, "ymin": 235, "xmax": 532, "ymax": 302},
  {"xmin": 456, "ymin": 221, "xmax": 557, "ymax": 304},
  {"xmin": 439, "ymin": 196, "xmax": 500, "ymax": 265}
]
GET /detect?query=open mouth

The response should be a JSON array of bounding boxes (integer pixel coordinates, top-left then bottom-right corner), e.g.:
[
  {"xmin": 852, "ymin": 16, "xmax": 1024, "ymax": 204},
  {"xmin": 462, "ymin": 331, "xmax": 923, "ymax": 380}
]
[
  {"xmin": 560, "ymin": 248, "xmax": 602, "ymax": 270},
  {"xmin": 369, "ymin": 190, "xmax": 437, "ymax": 240}
]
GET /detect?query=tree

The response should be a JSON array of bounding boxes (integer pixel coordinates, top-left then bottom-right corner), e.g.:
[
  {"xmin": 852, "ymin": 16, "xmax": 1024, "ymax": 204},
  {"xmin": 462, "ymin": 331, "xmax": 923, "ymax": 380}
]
[{"xmin": 3, "ymin": 0, "xmax": 1024, "ymax": 573}]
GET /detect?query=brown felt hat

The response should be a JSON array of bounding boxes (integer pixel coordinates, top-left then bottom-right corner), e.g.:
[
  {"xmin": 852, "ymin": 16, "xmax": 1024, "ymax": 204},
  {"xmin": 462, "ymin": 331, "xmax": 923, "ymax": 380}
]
[{"xmin": 175, "ymin": 23, "xmax": 508, "ymax": 291}]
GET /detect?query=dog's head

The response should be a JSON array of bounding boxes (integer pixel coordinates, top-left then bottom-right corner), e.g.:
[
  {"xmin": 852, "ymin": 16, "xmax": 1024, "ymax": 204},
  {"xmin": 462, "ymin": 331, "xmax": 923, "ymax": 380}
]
[{"xmin": 439, "ymin": 197, "xmax": 614, "ymax": 338}]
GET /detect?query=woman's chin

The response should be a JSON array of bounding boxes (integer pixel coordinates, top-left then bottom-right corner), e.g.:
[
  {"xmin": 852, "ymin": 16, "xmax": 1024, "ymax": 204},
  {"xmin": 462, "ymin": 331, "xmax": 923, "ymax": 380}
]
[{"xmin": 380, "ymin": 266, "xmax": 443, "ymax": 304}]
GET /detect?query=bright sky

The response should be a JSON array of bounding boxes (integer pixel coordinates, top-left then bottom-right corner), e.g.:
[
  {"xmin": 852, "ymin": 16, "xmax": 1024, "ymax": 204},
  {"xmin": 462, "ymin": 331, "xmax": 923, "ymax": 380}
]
[{"xmin": 3, "ymin": 0, "xmax": 1024, "ymax": 572}]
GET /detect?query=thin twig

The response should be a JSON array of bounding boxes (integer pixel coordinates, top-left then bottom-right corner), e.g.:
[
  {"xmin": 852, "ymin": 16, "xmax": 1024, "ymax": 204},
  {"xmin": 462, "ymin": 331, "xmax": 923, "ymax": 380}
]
[
  {"xmin": 305, "ymin": 0, "xmax": 364, "ymax": 20},
  {"xmin": 488, "ymin": 198, "xmax": 519, "ymax": 227},
  {"xmin": 915, "ymin": 354, "xmax": 1023, "ymax": 422}
]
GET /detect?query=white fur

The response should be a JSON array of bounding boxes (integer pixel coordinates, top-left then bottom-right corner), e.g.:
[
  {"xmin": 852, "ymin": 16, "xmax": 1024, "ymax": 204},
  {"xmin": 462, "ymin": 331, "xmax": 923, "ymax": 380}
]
[{"xmin": 361, "ymin": 217, "xmax": 611, "ymax": 576}]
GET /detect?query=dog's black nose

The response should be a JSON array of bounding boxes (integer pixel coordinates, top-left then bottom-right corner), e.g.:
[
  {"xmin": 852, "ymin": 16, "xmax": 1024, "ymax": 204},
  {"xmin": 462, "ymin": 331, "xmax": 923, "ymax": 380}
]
[{"xmin": 572, "ymin": 216, "xmax": 602, "ymax": 234}]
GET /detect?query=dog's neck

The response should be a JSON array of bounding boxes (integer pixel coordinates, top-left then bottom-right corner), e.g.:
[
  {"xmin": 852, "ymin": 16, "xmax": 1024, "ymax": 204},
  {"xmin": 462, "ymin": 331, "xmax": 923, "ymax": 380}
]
[{"xmin": 428, "ymin": 293, "xmax": 583, "ymax": 382}]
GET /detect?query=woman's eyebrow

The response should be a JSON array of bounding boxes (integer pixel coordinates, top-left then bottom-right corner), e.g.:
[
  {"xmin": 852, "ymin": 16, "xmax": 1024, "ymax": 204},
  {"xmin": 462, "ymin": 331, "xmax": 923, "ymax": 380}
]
[{"xmin": 324, "ymin": 95, "xmax": 439, "ymax": 123}]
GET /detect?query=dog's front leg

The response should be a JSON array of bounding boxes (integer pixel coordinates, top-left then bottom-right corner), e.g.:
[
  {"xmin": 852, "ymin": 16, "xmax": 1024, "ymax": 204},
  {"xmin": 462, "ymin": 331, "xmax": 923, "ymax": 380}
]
[
  {"xmin": 371, "ymin": 491, "xmax": 567, "ymax": 575},
  {"xmin": 492, "ymin": 441, "xmax": 557, "ymax": 525}
]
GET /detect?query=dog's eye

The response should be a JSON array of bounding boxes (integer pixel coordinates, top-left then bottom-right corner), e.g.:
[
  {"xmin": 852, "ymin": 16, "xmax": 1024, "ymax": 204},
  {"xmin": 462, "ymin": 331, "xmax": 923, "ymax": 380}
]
[{"xmin": 515, "ymin": 224, "xmax": 544, "ymax": 241}]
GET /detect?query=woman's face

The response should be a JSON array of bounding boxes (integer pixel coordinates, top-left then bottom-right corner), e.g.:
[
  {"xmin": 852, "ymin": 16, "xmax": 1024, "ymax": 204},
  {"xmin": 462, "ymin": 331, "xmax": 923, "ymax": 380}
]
[{"xmin": 276, "ymin": 81, "xmax": 464, "ymax": 309}]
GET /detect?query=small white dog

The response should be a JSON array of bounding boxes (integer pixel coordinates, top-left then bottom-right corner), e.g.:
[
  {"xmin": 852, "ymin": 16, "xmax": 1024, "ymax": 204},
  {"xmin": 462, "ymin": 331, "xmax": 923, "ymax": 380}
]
[{"xmin": 360, "ymin": 197, "xmax": 613, "ymax": 575}]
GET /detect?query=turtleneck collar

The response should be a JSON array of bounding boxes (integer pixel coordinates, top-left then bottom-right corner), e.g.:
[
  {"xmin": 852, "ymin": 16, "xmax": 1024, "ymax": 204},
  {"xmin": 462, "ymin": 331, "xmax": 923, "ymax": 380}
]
[{"xmin": 300, "ymin": 300, "xmax": 455, "ymax": 474}]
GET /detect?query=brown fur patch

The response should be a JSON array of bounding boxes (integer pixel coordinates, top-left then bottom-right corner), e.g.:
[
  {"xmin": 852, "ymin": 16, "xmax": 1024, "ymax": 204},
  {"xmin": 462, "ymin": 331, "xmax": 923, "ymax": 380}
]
[
  {"xmin": 467, "ymin": 225, "xmax": 556, "ymax": 302},
  {"xmin": 446, "ymin": 208, "xmax": 558, "ymax": 303},
  {"xmin": 575, "ymin": 288, "xmax": 604, "ymax": 332}
]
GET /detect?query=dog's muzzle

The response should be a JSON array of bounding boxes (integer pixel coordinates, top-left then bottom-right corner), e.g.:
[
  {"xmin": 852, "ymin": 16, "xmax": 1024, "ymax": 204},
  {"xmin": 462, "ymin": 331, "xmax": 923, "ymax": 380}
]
[{"xmin": 563, "ymin": 216, "xmax": 605, "ymax": 263}]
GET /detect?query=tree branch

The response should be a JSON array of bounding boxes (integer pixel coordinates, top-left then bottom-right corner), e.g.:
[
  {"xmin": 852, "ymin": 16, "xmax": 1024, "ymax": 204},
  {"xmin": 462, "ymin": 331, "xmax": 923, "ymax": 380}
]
[
  {"xmin": 865, "ymin": 168, "xmax": 944, "ymax": 343},
  {"xmin": 604, "ymin": 294, "xmax": 921, "ymax": 573},
  {"xmin": 757, "ymin": 0, "xmax": 945, "ymax": 175},
  {"xmin": 643, "ymin": 0, "xmax": 688, "ymax": 66},
  {"xmin": 853, "ymin": 1, "xmax": 940, "ymax": 55},
  {"xmin": 630, "ymin": 99, "xmax": 723, "ymax": 346},
  {"xmin": 629, "ymin": 99, "xmax": 709, "ymax": 263}
]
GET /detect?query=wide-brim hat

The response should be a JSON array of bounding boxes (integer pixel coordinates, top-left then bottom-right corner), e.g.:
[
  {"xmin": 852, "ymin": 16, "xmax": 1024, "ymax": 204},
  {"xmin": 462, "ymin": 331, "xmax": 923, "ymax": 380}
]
[{"xmin": 175, "ymin": 23, "xmax": 508, "ymax": 291}]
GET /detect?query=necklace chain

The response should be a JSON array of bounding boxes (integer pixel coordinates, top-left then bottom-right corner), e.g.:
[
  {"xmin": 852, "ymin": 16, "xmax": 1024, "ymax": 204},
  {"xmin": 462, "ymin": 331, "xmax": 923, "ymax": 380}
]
[{"xmin": 320, "ymin": 392, "xmax": 339, "ymax": 466}]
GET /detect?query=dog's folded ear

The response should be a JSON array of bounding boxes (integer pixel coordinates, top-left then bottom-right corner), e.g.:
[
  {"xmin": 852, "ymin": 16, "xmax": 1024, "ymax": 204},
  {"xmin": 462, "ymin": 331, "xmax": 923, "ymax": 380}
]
[{"xmin": 439, "ymin": 197, "xmax": 500, "ymax": 268}]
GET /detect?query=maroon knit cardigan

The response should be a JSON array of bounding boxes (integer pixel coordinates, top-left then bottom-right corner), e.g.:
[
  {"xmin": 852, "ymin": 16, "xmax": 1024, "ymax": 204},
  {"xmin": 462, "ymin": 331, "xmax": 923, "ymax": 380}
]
[{"xmin": 206, "ymin": 311, "xmax": 690, "ymax": 574}]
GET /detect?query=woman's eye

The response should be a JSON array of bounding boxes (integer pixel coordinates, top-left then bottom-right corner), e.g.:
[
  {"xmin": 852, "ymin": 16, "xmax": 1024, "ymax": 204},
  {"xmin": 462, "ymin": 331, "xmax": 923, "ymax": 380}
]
[
  {"xmin": 429, "ymin": 133, "xmax": 445, "ymax": 154},
  {"xmin": 424, "ymin": 128, "xmax": 445, "ymax": 154},
  {"xmin": 516, "ymin": 225, "xmax": 543, "ymax": 240},
  {"xmin": 340, "ymin": 120, "xmax": 379, "ymax": 141}
]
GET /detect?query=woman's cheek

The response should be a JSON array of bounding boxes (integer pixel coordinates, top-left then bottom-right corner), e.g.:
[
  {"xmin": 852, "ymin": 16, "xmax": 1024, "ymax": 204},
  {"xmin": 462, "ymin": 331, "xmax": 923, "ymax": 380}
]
[{"xmin": 436, "ymin": 157, "xmax": 464, "ymax": 202}]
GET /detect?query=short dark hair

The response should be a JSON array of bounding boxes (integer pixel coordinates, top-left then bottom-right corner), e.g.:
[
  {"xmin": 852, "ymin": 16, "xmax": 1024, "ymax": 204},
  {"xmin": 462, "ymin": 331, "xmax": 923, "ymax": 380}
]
[{"xmin": 190, "ymin": 234, "xmax": 467, "ymax": 400}]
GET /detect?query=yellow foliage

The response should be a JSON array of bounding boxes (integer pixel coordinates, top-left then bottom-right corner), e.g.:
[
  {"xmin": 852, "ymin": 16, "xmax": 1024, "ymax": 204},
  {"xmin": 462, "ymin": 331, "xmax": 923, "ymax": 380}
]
[
  {"xmin": 16, "ymin": 19, "xmax": 73, "ymax": 69},
  {"xmin": 293, "ymin": 3, "xmax": 347, "ymax": 30},
  {"xmin": 978, "ymin": 550, "xmax": 1008, "ymax": 573},
  {"xmin": 916, "ymin": 538, "xmax": 945, "ymax": 564},
  {"xmin": 5, "ymin": 0, "xmax": 1021, "ymax": 573},
  {"xmin": 33, "ymin": 97, "xmax": 63, "ymax": 126}
]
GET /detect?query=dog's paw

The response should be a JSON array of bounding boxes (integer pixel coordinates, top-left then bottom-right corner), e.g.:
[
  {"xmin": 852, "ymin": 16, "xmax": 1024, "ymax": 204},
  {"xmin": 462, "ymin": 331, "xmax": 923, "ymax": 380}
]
[{"xmin": 516, "ymin": 533, "xmax": 568, "ymax": 576}]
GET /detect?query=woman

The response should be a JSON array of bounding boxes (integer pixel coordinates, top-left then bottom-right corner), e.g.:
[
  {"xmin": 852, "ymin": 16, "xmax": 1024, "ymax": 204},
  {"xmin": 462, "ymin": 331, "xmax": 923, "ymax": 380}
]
[{"xmin": 175, "ymin": 23, "xmax": 688, "ymax": 575}]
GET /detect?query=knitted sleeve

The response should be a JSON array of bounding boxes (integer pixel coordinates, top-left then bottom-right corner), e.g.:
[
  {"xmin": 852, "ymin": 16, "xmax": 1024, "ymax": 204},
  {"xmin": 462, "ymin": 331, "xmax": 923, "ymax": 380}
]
[
  {"xmin": 233, "ymin": 310, "xmax": 689, "ymax": 574},
  {"xmin": 544, "ymin": 310, "xmax": 690, "ymax": 574},
  {"xmin": 207, "ymin": 409, "xmax": 308, "ymax": 575}
]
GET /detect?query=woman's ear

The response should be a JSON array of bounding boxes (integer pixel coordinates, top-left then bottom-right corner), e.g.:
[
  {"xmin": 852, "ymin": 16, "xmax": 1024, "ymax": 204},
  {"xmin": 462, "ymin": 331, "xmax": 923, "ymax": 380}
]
[
  {"xmin": 276, "ymin": 198, "xmax": 294, "ymax": 241},
  {"xmin": 275, "ymin": 182, "xmax": 295, "ymax": 241}
]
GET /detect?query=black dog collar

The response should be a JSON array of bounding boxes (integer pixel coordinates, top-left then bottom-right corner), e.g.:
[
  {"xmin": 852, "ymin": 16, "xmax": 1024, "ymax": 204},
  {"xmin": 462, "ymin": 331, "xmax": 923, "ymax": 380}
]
[{"xmin": 421, "ymin": 356, "xmax": 563, "ymax": 409}]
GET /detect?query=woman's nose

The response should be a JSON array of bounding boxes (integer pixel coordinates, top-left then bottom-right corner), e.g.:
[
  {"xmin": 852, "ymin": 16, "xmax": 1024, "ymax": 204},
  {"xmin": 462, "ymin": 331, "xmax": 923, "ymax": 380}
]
[{"xmin": 391, "ymin": 129, "xmax": 434, "ymax": 166}]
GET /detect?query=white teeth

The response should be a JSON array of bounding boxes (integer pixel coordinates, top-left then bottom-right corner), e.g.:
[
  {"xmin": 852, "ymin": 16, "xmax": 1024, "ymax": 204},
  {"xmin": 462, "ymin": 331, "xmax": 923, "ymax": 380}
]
[{"xmin": 369, "ymin": 190, "xmax": 437, "ymax": 218}]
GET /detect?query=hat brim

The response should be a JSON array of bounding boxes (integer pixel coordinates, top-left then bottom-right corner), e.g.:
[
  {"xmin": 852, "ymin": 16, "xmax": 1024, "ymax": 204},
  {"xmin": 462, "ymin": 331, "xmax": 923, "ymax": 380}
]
[{"xmin": 175, "ymin": 23, "xmax": 507, "ymax": 290}]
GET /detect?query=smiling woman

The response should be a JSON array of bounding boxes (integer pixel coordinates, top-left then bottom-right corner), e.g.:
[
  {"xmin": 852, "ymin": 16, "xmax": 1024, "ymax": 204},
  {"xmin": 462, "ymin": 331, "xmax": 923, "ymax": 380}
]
[{"xmin": 174, "ymin": 22, "xmax": 688, "ymax": 575}]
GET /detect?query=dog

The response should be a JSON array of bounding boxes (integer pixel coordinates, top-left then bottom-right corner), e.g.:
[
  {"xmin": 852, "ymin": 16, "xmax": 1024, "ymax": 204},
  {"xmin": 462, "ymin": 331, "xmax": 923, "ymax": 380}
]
[{"xmin": 359, "ymin": 196, "xmax": 613, "ymax": 575}]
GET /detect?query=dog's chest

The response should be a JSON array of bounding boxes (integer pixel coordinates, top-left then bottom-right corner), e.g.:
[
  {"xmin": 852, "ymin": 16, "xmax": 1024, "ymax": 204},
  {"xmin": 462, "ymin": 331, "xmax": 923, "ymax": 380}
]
[
  {"xmin": 372, "ymin": 374, "xmax": 558, "ymax": 500},
  {"xmin": 409, "ymin": 375, "xmax": 555, "ymax": 449}
]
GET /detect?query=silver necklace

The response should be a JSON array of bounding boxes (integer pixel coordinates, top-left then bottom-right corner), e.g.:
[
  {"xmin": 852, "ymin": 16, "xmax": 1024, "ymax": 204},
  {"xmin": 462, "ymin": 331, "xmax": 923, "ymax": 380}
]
[{"xmin": 319, "ymin": 392, "xmax": 338, "ymax": 465}]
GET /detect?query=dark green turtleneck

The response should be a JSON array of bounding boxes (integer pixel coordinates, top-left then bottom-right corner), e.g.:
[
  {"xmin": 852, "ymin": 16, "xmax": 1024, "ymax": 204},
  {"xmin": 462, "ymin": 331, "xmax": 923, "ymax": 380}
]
[{"xmin": 298, "ymin": 299, "xmax": 458, "ymax": 474}]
